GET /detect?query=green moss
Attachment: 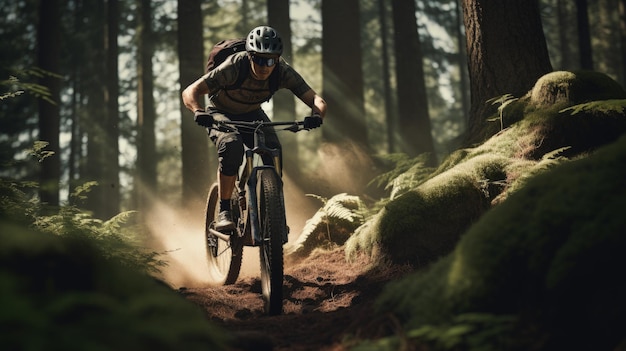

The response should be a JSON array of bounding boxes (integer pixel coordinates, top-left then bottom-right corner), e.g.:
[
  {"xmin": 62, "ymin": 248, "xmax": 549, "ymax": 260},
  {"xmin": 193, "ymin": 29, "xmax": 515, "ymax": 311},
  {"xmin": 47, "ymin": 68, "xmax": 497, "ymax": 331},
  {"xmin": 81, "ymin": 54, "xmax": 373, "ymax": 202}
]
[
  {"xmin": 347, "ymin": 154, "xmax": 511, "ymax": 266},
  {"xmin": 530, "ymin": 70, "xmax": 626, "ymax": 108},
  {"xmin": 373, "ymin": 135, "xmax": 626, "ymax": 350}
]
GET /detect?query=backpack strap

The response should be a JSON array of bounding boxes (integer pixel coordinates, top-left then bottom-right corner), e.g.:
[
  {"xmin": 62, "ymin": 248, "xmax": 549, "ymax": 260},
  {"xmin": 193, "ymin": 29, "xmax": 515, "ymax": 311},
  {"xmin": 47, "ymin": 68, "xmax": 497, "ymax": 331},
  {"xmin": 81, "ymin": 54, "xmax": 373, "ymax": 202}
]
[{"xmin": 224, "ymin": 56, "xmax": 250, "ymax": 91}]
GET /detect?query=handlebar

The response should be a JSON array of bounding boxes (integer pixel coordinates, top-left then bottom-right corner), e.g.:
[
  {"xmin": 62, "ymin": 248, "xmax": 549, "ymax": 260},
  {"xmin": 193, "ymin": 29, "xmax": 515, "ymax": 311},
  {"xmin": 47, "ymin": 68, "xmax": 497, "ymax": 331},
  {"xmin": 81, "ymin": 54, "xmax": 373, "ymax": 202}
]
[{"xmin": 212, "ymin": 119, "xmax": 308, "ymax": 134}]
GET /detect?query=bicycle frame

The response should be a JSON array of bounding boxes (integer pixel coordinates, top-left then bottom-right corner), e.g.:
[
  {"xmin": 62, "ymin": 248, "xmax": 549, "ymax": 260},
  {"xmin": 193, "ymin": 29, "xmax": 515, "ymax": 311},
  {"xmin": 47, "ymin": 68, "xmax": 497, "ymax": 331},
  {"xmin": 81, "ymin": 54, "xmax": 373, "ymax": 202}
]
[{"xmin": 213, "ymin": 119, "xmax": 305, "ymax": 246}]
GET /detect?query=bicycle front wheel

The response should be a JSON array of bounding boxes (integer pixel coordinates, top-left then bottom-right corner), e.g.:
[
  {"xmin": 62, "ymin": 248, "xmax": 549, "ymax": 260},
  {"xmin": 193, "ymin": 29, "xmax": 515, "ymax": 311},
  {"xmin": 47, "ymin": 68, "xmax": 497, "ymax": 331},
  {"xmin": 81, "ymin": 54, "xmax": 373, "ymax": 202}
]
[
  {"xmin": 205, "ymin": 183, "xmax": 242, "ymax": 285},
  {"xmin": 257, "ymin": 169, "xmax": 286, "ymax": 315}
]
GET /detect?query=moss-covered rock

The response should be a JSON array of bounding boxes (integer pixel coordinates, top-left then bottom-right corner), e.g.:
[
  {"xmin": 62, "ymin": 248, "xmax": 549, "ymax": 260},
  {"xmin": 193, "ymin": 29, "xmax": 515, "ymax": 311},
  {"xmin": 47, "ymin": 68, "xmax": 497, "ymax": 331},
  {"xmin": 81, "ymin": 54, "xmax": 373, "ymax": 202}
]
[
  {"xmin": 0, "ymin": 220, "xmax": 228, "ymax": 350},
  {"xmin": 346, "ymin": 71, "xmax": 626, "ymax": 268},
  {"xmin": 347, "ymin": 154, "xmax": 510, "ymax": 266},
  {"xmin": 372, "ymin": 135, "xmax": 626, "ymax": 351},
  {"xmin": 529, "ymin": 70, "xmax": 626, "ymax": 108}
]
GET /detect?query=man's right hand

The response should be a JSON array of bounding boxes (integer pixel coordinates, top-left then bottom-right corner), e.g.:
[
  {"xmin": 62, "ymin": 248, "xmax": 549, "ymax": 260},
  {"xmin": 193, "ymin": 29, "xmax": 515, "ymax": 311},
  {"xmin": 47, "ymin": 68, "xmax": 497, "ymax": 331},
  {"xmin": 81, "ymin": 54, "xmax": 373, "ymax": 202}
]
[{"xmin": 194, "ymin": 110, "xmax": 214, "ymax": 127}]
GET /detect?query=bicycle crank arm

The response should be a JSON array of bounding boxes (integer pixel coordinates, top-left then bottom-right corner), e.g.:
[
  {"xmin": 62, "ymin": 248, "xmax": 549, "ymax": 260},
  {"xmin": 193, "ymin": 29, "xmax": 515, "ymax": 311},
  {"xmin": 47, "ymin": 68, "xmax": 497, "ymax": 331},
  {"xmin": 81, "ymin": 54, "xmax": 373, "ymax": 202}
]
[{"xmin": 208, "ymin": 228, "xmax": 232, "ymax": 243}]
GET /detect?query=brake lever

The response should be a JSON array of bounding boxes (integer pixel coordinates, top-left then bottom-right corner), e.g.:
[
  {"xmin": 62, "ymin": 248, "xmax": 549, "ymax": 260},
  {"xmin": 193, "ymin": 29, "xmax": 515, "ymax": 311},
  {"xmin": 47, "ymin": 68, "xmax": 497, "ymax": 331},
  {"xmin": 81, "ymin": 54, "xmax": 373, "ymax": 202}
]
[{"xmin": 284, "ymin": 123, "xmax": 301, "ymax": 133}]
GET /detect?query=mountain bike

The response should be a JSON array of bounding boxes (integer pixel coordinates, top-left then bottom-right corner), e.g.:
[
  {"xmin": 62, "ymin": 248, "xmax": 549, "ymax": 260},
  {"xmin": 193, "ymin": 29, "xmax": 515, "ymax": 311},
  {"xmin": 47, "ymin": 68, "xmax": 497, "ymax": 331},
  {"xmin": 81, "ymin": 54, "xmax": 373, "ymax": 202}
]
[{"xmin": 204, "ymin": 118, "xmax": 308, "ymax": 315}]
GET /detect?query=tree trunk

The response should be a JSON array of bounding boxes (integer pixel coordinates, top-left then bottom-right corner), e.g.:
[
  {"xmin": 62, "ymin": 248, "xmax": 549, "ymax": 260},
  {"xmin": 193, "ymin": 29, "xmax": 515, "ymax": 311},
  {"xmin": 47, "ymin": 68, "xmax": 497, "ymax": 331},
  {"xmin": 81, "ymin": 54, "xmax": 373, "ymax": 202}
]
[
  {"xmin": 620, "ymin": 0, "xmax": 626, "ymax": 86},
  {"xmin": 576, "ymin": 0, "xmax": 593, "ymax": 70},
  {"xmin": 103, "ymin": 0, "xmax": 120, "ymax": 218},
  {"xmin": 378, "ymin": 0, "xmax": 395, "ymax": 154},
  {"xmin": 461, "ymin": 0, "xmax": 553, "ymax": 144},
  {"xmin": 391, "ymin": 0, "xmax": 435, "ymax": 160},
  {"xmin": 83, "ymin": 0, "xmax": 108, "ymax": 217},
  {"xmin": 321, "ymin": 0, "xmax": 367, "ymax": 149},
  {"xmin": 595, "ymin": 0, "xmax": 623, "ymax": 86},
  {"xmin": 556, "ymin": 0, "xmax": 575, "ymax": 70},
  {"xmin": 37, "ymin": 0, "xmax": 61, "ymax": 209},
  {"xmin": 268, "ymin": 0, "xmax": 301, "ymax": 179},
  {"xmin": 178, "ymin": 0, "xmax": 212, "ymax": 210},
  {"xmin": 136, "ymin": 0, "xmax": 157, "ymax": 211},
  {"xmin": 455, "ymin": 0, "xmax": 469, "ymax": 131}
]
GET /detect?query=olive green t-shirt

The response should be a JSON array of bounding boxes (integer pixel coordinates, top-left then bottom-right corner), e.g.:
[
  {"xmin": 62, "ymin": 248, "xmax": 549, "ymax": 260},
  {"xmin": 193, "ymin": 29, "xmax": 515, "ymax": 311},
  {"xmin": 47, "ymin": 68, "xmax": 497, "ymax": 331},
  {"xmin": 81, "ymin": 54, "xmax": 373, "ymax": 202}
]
[{"xmin": 202, "ymin": 52, "xmax": 311, "ymax": 114}]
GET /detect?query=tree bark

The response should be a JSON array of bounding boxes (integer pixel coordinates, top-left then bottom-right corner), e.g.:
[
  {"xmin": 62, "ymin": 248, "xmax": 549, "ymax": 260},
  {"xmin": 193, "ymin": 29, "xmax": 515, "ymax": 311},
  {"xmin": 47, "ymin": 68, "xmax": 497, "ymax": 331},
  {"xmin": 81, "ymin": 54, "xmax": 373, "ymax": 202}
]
[
  {"xmin": 268, "ymin": 0, "xmax": 301, "ymax": 179},
  {"xmin": 619, "ymin": 0, "xmax": 626, "ymax": 86},
  {"xmin": 321, "ymin": 0, "xmax": 367, "ymax": 149},
  {"xmin": 103, "ymin": 0, "xmax": 120, "ymax": 218},
  {"xmin": 391, "ymin": 0, "xmax": 435, "ymax": 159},
  {"xmin": 461, "ymin": 0, "xmax": 553, "ymax": 144},
  {"xmin": 576, "ymin": 0, "xmax": 593, "ymax": 70},
  {"xmin": 37, "ymin": 0, "xmax": 61, "ymax": 209},
  {"xmin": 178, "ymin": 0, "xmax": 212, "ymax": 210},
  {"xmin": 83, "ymin": 0, "xmax": 109, "ymax": 217},
  {"xmin": 136, "ymin": 0, "xmax": 157, "ymax": 211},
  {"xmin": 378, "ymin": 0, "xmax": 395, "ymax": 154}
]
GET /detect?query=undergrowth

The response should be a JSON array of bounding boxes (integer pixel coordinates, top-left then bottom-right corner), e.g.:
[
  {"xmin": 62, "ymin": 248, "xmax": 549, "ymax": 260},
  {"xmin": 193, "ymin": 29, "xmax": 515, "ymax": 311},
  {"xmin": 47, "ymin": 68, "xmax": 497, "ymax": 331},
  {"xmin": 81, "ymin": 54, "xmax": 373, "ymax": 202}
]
[{"xmin": 0, "ymin": 143, "xmax": 165, "ymax": 274}]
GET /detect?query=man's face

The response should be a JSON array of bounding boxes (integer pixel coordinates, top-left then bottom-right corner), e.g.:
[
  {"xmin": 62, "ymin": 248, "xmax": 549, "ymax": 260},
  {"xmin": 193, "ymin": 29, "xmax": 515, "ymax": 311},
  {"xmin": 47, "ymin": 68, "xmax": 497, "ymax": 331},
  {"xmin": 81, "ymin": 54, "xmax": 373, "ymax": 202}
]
[{"xmin": 249, "ymin": 53, "xmax": 279, "ymax": 80}]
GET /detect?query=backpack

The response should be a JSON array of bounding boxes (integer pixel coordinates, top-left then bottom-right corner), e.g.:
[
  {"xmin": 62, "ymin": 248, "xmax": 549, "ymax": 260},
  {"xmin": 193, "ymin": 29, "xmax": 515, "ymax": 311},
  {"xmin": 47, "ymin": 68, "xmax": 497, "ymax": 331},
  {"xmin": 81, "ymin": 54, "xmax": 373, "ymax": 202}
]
[{"xmin": 206, "ymin": 38, "xmax": 280, "ymax": 103}]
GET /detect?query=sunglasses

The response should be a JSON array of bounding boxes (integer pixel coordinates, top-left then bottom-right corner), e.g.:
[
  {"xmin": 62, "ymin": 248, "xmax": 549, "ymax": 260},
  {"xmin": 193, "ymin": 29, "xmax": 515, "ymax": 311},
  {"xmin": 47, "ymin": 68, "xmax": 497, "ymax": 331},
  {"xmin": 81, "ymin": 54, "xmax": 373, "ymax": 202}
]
[{"xmin": 251, "ymin": 55, "xmax": 278, "ymax": 67}]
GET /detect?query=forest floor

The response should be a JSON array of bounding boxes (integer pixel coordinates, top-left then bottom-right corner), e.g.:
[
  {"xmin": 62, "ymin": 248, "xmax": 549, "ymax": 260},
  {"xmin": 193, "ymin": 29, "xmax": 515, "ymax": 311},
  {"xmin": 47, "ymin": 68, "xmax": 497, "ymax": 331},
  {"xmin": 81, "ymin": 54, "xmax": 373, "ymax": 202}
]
[{"xmin": 180, "ymin": 247, "xmax": 411, "ymax": 351}]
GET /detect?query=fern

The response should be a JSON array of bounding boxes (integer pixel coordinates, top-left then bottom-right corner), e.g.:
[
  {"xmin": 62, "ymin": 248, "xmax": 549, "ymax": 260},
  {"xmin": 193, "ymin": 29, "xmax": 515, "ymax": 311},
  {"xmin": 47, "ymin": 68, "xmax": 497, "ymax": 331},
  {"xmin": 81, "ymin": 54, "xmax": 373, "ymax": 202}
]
[
  {"xmin": 369, "ymin": 153, "xmax": 436, "ymax": 202},
  {"xmin": 369, "ymin": 153, "xmax": 417, "ymax": 189},
  {"xmin": 353, "ymin": 313, "xmax": 517, "ymax": 351},
  {"xmin": 1, "ymin": 177, "xmax": 165, "ymax": 274},
  {"xmin": 27, "ymin": 141, "xmax": 55, "ymax": 163},
  {"xmin": 287, "ymin": 193, "xmax": 368, "ymax": 258},
  {"xmin": 488, "ymin": 94, "xmax": 519, "ymax": 131},
  {"xmin": 2, "ymin": 69, "xmax": 61, "ymax": 105}
]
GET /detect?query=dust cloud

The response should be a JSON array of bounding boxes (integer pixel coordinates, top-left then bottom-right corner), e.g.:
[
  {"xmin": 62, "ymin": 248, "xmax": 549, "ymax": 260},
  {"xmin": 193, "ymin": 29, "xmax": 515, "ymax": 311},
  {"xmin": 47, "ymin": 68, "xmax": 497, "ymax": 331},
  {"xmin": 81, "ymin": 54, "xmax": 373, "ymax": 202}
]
[
  {"xmin": 311, "ymin": 141, "xmax": 376, "ymax": 196},
  {"xmin": 142, "ymin": 173, "xmax": 320, "ymax": 289},
  {"xmin": 143, "ymin": 142, "xmax": 374, "ymax": 288}
]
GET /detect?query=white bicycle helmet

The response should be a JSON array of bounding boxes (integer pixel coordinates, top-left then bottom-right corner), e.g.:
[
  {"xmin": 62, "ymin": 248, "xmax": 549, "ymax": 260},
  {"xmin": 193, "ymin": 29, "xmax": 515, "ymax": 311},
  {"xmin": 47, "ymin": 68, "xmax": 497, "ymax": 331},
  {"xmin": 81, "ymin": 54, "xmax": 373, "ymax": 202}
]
[{"xmin": 246, "ymin": 26, "xmax": 283, "ymax": 55}]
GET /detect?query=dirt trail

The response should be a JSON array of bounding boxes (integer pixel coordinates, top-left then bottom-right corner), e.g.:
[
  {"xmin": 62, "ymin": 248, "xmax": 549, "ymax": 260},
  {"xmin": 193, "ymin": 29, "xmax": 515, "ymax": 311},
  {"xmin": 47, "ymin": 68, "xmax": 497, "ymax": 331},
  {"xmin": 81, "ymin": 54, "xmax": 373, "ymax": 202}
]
[{"xmin": 181, "ymin": 248, "xmax": 409, "ymax": 351}]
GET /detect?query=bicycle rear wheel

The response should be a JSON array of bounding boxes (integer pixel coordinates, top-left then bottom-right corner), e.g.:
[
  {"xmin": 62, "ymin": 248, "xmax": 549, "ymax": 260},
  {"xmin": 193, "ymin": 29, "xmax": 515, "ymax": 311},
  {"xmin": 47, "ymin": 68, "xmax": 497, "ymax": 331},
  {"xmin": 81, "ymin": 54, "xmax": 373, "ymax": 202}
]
[
  {"xmin": 256, "ymin": 169, "xmax": 286, "ymax": 315},
  {"xmin": 205, "ymin": 183, "xmax": 242, "ymax": 285}
]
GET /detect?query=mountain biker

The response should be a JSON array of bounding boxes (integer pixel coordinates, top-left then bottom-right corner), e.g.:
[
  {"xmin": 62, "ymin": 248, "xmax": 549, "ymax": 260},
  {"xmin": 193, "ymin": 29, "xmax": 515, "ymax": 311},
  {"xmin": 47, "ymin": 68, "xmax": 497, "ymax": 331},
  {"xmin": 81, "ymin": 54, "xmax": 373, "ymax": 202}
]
[{"xmin": 182, "ymin": 25, "xmax": 327, "ymax": 231}]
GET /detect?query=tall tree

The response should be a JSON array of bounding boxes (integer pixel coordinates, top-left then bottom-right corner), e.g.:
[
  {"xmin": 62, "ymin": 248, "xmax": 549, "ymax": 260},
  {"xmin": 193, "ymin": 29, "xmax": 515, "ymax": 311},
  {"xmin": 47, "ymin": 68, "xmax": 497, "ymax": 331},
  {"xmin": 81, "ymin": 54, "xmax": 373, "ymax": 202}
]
[
  {"xmin": 620, "ymin": 0, "xmax": 626, "ymax": 85},
  {"xmin": 136, "ymin": 0, "xmax": 157, "ymax": 210},
  {"xmin": 595, "ymin": 0, "xmax": 623, "ymax": 84},
  {"xmin": 37, "ymin": 0, "xmax": 62, "ymax": 208},
  {"xmin": 178, "ymin": 0, "xmax": 212, "ymax": 210},
  {"xmin": 268, "ymin": 0, "xmax": 301, "ymax": 178},
  {"xmin": 321, "ymin": 0, "xmax": 367, "ymax": 149},
  {"xmin": 556, "ymin": 0, "xmax": 576, "ymax": 70},
  {"xmin": 455, "ymin": 0, "xmax": 469, "ymax": 130},
  {"xmin": 378, "ymin": 0, "xmax": 395, "ymax": 154},
  {"xmin": 391, "ymin": 0, "xmax": 435, "ymax": 159},
  {"xmin": 103, "ymin": 0, "xmax": 120, "ymax": 218},
  {"xmin": 83, "ymin": 0, "xmax": 109, "ymax": 217},
  {"xmin": 576, "ymin": 0, "xmax": 593, "ymax": 70},
  {"xmin": 461, "ymin": 0, "xmax": 553, "ymax": 144}
]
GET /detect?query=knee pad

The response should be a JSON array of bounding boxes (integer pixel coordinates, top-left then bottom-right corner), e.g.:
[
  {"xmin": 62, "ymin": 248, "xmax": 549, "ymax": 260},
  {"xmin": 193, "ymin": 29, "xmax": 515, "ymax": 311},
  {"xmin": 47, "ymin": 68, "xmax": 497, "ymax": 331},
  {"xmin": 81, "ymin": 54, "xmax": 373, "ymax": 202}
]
[{"xmin": 216, "ymin": 133, "xmax": 244, "ymax": 176}]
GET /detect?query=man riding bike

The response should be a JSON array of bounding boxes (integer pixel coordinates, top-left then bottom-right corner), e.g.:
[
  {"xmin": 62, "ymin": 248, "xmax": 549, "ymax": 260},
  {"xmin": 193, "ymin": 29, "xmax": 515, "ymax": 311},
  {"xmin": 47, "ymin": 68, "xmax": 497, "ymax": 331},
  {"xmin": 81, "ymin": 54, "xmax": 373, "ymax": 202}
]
[{"xmin": 182, "ymin": 25, "xmax": 327, "ymax": 231}]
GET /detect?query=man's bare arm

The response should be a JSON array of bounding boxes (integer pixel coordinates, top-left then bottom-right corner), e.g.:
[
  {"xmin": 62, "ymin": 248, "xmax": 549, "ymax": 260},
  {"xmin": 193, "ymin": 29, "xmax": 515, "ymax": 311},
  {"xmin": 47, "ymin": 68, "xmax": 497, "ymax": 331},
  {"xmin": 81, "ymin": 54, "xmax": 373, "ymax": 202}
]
[
  {"xmin": 298, "ymin": 88, "xmax": 327, "ymax": 119},
  {"xmin": 182, "ymin": 76, "xmax": 210, "ymax": 112}
]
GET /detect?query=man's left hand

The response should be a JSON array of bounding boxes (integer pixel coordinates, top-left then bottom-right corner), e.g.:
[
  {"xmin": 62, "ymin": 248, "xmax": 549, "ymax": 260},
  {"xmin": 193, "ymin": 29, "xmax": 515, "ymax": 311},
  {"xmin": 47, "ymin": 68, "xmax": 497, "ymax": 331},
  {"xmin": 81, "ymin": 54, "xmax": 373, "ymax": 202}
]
[{"xmin": 304, "ymin": 114, "xmax": 323, "ymax": 129}]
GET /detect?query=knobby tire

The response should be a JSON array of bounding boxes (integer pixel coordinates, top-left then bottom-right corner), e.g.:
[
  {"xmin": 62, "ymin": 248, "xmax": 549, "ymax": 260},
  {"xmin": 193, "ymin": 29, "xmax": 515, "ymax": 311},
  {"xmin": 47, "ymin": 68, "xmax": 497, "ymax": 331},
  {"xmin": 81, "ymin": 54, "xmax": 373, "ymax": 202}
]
[
  {"xmin": 257, "ymin": 169, "xmax": 286, "ymax": 315},
  {"xmin": 205, "ymin": 183, "xmax": 242, "ymax": 285}
]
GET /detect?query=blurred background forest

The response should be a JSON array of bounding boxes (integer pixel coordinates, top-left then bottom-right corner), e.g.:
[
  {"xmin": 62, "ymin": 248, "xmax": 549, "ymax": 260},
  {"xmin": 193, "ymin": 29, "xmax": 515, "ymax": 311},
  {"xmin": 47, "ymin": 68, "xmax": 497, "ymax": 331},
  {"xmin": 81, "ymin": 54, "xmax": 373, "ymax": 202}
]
[{"xmin": 1, "ymin": 0, "xmax": 625, "ymax": 221}]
